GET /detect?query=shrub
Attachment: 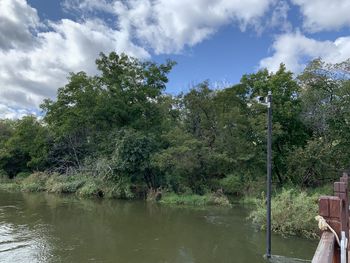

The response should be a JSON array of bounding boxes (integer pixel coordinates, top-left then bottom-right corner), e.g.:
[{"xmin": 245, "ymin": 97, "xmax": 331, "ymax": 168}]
[
  {"xmin": 219, "ymin": 174, "xmax": 242, "ymax": 195},
  {"xmin": 207, "ymin": 192, "xmax": 231, "ymax": 206},
  {"xmin": 249, "ymin": 188, "xmax": 318, "ymax": 238},
  {"xmin": 45, "ymin": 173, "xmax": 86, "ymax": 194},
  {"xmin": 103, "ymin": 184, "xmax": 134, "ymax": 199},
  {"xmin": 16, "ymin": 172, "xmax": 31, "ymax": 179},
  {"xmin": 21, "ymin": 172, "xmax": 48, "ymax": 192},
  {"xmin": 77, "ymin": 180, "xmax": 102, "ymax": 197},
  {"xmin": 0, "ymin": 170, "xmax": 9, "ymax": 182},
  {"xmin": 0, "ymin": 182, "xmax": 20, "ymax": 191}
]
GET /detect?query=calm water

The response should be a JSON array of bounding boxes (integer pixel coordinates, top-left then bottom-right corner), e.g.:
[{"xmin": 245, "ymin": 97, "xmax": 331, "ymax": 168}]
[{"xmin": 0, "ymin": 191, "xmax": 317, "ymax": 263}]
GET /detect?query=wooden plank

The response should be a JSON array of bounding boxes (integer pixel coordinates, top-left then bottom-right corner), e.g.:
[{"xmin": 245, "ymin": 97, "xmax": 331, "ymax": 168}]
[
  {"xmin": 311, "ymin": 231, "xmax": 336, "ymax": 263},
  {"xmin": 320, "ymin": 197, "xmax": 330, "ymax": 217}
]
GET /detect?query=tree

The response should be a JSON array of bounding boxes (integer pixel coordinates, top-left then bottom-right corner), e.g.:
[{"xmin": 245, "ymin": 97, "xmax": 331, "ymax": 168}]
[
  {"xmin": 240, "ymin": 64, "xmax": 310, "ymax": 184},
  {"xmin": 0, "ymin": 116, "xmax": 49, "ymax": 177},
  {"xmin": 289, "ymin": 59, "xmax": 350, "ymax": 186},
  {"xmin": 41, "ymin": 52, "xmax": 176, "ymax": 170},
  {"xmin": 113, "ymin": 128, "xmax": 160, "ymax": 189}
]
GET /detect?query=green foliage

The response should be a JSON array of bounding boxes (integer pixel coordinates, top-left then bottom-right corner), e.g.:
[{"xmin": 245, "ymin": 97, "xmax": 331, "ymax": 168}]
[
  {"xmin": 241, "ymin": 65, "xmax": 310, "ymax": 184},
  {"xmin": 0, "ymin": 117, "xmax": 50, "ymax": 177},
  {"xmin": 0, "ymin": 182, "xmax": 20, "ymax": 192},
  {"xmin": 152, "ymin": 128, "xmax": 208, "ymax": 193},
  {"xmin": 287, "ymin": 139, "xmax": 336, "ymax": 186},
  {"xmin": 2, "ymin": 171, "xmax": 134, "ymax": 200},
  {"xmin": 103, "ymin": 183, "xmax": 134, "ymax": 199},
  {"xmin": 288, "ymin": 59, "xmax": 350, "ymax": 185},
  {"xmin": 21, "ymin": 172, "xmax": 48, "ymax": 192},
  {"xmin": 45, "ymin": 174, "xmax": 86, "ymax": 194},
  {"xmin": 113, "ymin": 128, "xmax": 159, "ymax": 188},
  {"xmin": 77, "ymin": 181, "xmax": 102, "ymax": 197},
  {"xmin": 1, "ymin": 52, "xmax": 350, "ymax": 234},
  {"xmin": 219, "ymin": 174, "xmax": 242, "ymax": 195},
  {"xmin": 249, "ymin": 188, "xmax": 318, "ymax": 238},
  {"xmin": 0, "ymin": 170, "xmax": 8, "ymax": 182},
  {"xmin": 16, "ymin": 172, "xmax": 31, "ymax": 179}
]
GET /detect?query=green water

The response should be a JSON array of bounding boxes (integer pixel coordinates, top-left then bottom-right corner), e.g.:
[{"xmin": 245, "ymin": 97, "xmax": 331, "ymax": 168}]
[{"xmin": 0, "ymin": 191, "xmax": 317, "ymax": 263}]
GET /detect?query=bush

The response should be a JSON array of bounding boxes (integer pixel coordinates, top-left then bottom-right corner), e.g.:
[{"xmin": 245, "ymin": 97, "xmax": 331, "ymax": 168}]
[
  {"xmin": 219, "ymin": 174, "xmax": 242, "ymax": 195},
  {"xmin": 0, "ymin": 182, "xmax": 20, "ymax": 191},
  {"xmin": 16, "ymin": 172, "xmax": 31, "ymax": 179},
  {"xmin": 44, "ymin": 173, "xmax": 86, "ymax": 194},
  {"xmin": 0, "ymin": 170, "xmax": 9, "ymax": 182},
  {"xmin": 21, "ymin": 172, "xmax": 48, "ymax": 192},
  {"xmin": 104, "ymin": 184, "xmax": 134, "ymax": 199},
  {"xmin": 249, "ymin": 188, "xmax": 318, "ymax": 238},
  {"xmin": 77, "ymin": 180, "xmax": 102, "ymax": 197}
]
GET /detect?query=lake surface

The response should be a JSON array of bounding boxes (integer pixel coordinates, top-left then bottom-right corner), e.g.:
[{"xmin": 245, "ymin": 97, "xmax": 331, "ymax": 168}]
[{"xmin": 0, "ymin": 190, "xmax": 317, "ymax": 263}]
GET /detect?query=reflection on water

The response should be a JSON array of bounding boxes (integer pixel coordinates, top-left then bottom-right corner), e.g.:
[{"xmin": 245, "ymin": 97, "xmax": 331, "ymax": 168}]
[{"xmin": 0, "ymin": 191, "xmax": 317, "ymax": 263}]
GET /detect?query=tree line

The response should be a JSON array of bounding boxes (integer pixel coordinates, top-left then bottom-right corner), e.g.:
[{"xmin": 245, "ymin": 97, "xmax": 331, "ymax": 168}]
[{"xmin": 1, "ymin": 52, "xmax": 349, "ymax": 196}]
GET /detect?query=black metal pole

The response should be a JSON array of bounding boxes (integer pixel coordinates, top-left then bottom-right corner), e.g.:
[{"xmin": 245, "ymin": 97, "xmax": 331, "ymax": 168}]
[{"xmin": 266, "ymin": 91, "xmax": 272, "ymax": 259}]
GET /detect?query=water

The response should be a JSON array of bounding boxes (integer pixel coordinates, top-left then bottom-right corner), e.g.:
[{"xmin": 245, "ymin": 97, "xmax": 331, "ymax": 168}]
[{"xmin": 0, "ymin": 191, "xmax": 317, "ymax": 263}]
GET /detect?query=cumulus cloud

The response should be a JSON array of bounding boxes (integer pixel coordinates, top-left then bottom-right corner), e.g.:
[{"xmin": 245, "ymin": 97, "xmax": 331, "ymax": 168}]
[
  {"xmin": 62, "ymin": 0, "xmax": 113, "ymax": 13},
  {"xmin": 0, "ymin": 0, "xmax": 150, "ymax": 118},
  {"xmin": 292, "ymin": 0, "xmax": 350, "ymax": 32},
  {"xmin": 0, "ymin": 0, "xmax": 278, "ymax": 119},
  {"xmin": 64, "ymin": 0, "xmax": 275, "ymax": 54},
  {"xmin": 267, "ymin": 1, "xmax": 292, "ymax": 33},
  {"xmin": 0, "ymin": 0, "xmax": 39, "ymax": 50},
  {"xmin": 259, "ymin": 32, "xmax": 350, "ymax": 73}
]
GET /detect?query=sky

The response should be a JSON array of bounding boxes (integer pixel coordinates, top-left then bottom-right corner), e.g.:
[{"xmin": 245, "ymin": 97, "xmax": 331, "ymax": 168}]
[{"xmin": 0, "ymin": 0, "xmax": 350, "ymax": 118}]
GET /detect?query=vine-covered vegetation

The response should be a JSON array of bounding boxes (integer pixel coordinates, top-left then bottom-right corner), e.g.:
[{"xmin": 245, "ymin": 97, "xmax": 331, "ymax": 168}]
[{"xmin": 0, "ymin": 52, "xmax": 350, "ymax": 208}]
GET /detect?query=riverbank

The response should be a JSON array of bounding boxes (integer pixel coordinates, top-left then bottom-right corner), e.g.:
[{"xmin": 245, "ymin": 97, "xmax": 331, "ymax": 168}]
[
  {"xmin": 0, "ymin": 172, "xmax": 331, "ymax": 239},
  {"xmin": 0, "ymin": 172, "xmax": 231, "ymax": 207},
  {"xmin": 0, "ymin": 172, "xmax": 134, "ymax": 199}
]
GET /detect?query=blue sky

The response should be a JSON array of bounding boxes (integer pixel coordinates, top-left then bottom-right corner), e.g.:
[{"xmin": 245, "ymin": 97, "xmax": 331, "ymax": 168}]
[{"xmin": 0, "ymin": 0, "xmax": 350, "ymax": 118}]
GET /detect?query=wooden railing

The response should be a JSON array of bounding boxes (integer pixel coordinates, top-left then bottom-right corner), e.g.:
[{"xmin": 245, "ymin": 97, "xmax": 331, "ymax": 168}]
[{"xmin": 312, "ymin": 173, "xmax": 349, "ymax": 263}]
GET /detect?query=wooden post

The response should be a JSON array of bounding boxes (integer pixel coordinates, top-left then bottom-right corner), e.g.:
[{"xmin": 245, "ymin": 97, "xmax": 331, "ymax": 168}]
[
  {"xmin": 319, "ymin": 196, "xmax": 342, "ymax": 263},
  {"xmin": 339, "ymin": 173, "xmax": 350, "ymax": 254},
  {"xmin": 311, "ymin": 232, "xmax": 336, "ymax": 263},
  {"xmin": 311, "ymin": 173, "xmax": 350, "ymax": 263},
  {"xmin": 334, "ymin": 181, "xmax": 348, "ymax": 240}
]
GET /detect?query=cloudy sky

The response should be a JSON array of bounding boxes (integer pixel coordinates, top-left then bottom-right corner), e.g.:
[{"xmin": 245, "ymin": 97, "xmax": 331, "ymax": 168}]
[{"xmin": 0, "ymin": 0, "xmax": 350, "ymax": 118}]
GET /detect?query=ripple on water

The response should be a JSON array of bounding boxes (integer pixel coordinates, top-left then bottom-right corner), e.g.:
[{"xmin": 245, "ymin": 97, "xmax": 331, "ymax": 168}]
[{"xmin": 0, "ymin": 219, "xmax": 53, "ymax": 262}]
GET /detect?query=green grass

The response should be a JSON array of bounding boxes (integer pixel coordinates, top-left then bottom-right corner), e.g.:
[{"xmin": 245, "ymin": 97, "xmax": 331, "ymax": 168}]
[
  {"xmin": 238, "ymin": 196, "xmax": 258, "ymax": 205},
  {"xmin": 0, "ymin": 182, "xmax": 21, "ymax": 192},
  {"xmin": 159, "ymin": 192, "xmax": 231, "ymax": 207},
  {"xmin": 46, "ymin": 174, "xmax": 87, "ymax": 194},
  {"xmin": 0, "ymin": 172, "xmax": 135, "ymax": 200},
  {"xmin": 20, "ymin": 172, "xmax": 48, "ymax": 192}
]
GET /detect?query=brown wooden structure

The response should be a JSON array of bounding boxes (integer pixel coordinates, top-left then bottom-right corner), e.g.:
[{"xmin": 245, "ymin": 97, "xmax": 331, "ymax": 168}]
[{"xmin": 312, "ymin": 173, "xmax": 350, "ymax": 263}]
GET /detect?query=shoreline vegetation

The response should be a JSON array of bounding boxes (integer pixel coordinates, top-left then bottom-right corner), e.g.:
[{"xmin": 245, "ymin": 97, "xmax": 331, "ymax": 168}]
[
  {"xmin": 0, "ymin": 171, "xmax": 331, "ymax": 239},
  {"xmin": 0, "ymin": 52, "xmax": 349, "ymax": 239},
  {"xmin": 0, "ymin": 172, "xmax": 232, "ymax": 206}
]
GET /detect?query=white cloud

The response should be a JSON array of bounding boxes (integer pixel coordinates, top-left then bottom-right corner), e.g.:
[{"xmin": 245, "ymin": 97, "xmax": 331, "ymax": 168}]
[
  {"xmin": 0, "ymin": 0, "xmax": 150, "ymax": 119},
  {"xmin": 267, "ymin": 1, "xmax": 292, "ymax": 32},
  {"xmin": 0, "ymin": 0, "xmax": 39, "ymax": 50},
  {"xmin": 65, "ymin": 0, "xmax": 275, "ymax": 54},
  {"xmin": 117, "ymin": 0, "xmax": 277, "ymax": 54},
  {"xmin": 62, "ymin": 0, "xmax": 112, "ymax": 13},
  {"xmin": 0, "ymin": 0, "xmax": 278, "ymax": 119},
  {"xmin": 259, "ymin": 32, "xmax": 350, "ymax": 73},
  {"xmin": 0, "ymin": 104, "xmax": 35, "ymax": 119},
  {"xmin": 292, "ymin": 0, "xmax": 350, "ymax": 32}
]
